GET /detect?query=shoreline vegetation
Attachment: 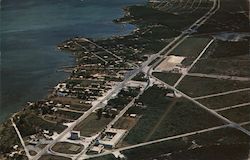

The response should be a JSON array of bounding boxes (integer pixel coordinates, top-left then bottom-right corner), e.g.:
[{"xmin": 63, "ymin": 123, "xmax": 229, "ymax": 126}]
[{"xmin": 1, "ymin": 0, "xmax": 249, "ymax": 159}]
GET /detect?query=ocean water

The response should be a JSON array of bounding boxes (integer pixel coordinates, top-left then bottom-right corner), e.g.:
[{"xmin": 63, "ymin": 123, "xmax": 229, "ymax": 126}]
[{"xmin": 0, "ymin": 0, "xmax": 146, "ymax": 122}]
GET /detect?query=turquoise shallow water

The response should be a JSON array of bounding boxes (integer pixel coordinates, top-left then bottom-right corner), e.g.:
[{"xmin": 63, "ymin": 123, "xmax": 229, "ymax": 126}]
[{"xmin": 0, "ymin": 0, "xmax": 146, "ymax": 122}]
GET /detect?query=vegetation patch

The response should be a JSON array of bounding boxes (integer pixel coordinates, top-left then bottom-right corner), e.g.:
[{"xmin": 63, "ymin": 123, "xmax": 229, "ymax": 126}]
[
  {"xmin": 153, "ymin": 72, "xmax": 181, "ymax": 86},
  {"xmin": 88, "ymin": 154, "xmax": 117, "ymax": 160},
  {"xmin": 15, "ymin": 113, "xmax": 66, "ymax": 137}
]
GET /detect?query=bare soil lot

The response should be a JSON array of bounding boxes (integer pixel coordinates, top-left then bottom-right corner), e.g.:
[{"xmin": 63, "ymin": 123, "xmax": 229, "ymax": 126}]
[{"xmin": 74, "ymin": 113, "xmax": 113, "ymax": 137}]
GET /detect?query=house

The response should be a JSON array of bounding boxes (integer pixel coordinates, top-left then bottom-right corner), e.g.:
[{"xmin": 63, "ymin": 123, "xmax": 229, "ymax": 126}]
[{"xmin": 70, "ymin": 131, "xmax": 81, "ymax": 140}]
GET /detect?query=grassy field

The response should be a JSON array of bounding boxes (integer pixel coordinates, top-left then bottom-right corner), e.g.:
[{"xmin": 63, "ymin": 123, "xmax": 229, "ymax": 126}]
[
  {"xmin": 198, "ymin": 90, "xmax": 250, "ymax": 109},
  {"xmin": 51, "ymin": 142, "xmax": 84, "ymax": 154},
  {"xmin": 123, "ymin": 85, "xmax": 223, "ymax": 145},
  {"xmin": 177, "ymin": 76, "xmax": 250, "ymax": 97},
  {"xmin": 169, "ymin": 37, "xmax": 212, "ymax": 58},
  {"xmin": 74, "ymin": 113, "xmax": 113, "ymax": 137},
  {"xmin": 39, "ymin": 154, "xmax": 71, "ymax": 160},
  {"xmin": 218, "ymin": 105, "xmax": 250, "ymax": 123},
  {"xmin": 153, "ymin": 72, "xmax": 181, "ymax": 86},
  {"xmin": 123, "ymin": 85, "xmax": 173, "ymax": 144},
  {"xmin": 122, "ymin": 127, "xmax": 250, "ymax": 160}
]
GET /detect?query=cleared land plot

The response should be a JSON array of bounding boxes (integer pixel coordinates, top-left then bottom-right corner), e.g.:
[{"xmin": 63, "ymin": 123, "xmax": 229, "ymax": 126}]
[
  {"xmin": 51, "ymin": 142, "xmax": 84, "ymax": 154},
  {"xmin": 177, "ymin": 76, "xmax": 250, "ymax": 97},
  {"xmin": 170, "ymin": 37, "xmax": 212, "ymax": 58},
  {"xmin": 74, "ymin": 113, "xmax": 113, "ymax": 137},
  {"xmin": 39, "ymin": 154, "xmax": 71, "ymax": 160},
  {"xmin": 49, "ymin": 97, "xmax": 91, "ymax": 111},
  {"xmin": 124, "ymin": 86, "xmax": 223, "ymax": 145},
  {"xmin": 55, "ymin": 110, "xmax": 82, "ymax": 120},
  {"xmin": 113, "ymin": 116, "xmax": 138, "ymax": 130},
  {"xmin": 198, "ymin": 90, "xmax": 250, "ymax": 109},
  {"xmin": 122, "ymin": 127, "xmax": 250, "ymax": 160},
  {"xmin": 153, "ymin": 72, "xmax": 182, "ymax": 86},
  {"xmin": 218, "ymin": 105, "xmax": 250, "ymax": 123}
]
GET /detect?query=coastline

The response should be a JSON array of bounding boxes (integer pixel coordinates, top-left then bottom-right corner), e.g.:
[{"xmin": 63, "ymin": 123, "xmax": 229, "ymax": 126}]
[{"xmin": 0, "ymin": 0, "xmax": 146, "ymax": 123}]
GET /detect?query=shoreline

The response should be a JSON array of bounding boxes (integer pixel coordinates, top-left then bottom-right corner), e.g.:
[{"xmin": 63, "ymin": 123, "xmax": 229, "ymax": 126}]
[{"xmin": 0, "ymin": 2, "xmax": 142, "ymax": 123}]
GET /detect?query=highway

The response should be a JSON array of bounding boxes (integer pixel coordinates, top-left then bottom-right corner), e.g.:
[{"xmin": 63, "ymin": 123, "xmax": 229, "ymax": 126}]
[{"xmin": 32, "ymin": 0, "xmax": 221, "ymax": 159}]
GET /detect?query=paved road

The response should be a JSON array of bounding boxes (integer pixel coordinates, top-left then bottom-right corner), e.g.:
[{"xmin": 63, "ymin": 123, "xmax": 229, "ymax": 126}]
[
  {"xmin": 86, "ymin": 0, "xmax": 222, "ymax": 159},
  {"xmin": 215, "ymin": 102, "xmax": 250, "ymax": 112},
  {"xmin": 173, "ymin": 39, "xmax": 215, "ymax": 87},
  {"xmin": 11, "ymin": 118, "xmax": 32, "ymax": 159},
  {"xmin": 75, "ymin": 84, "xmax": 147, "ymax": 160},
  {"xmin": 32, "ymin": 0, "xmax": 220, "ymax": 159},
  {"xmin": 194, "ymin": 88, "xmax": 250, "ymax": 100},
  {"xmin": 187, "ymin": 73, "xmax": 250, "ymax": 81}
]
